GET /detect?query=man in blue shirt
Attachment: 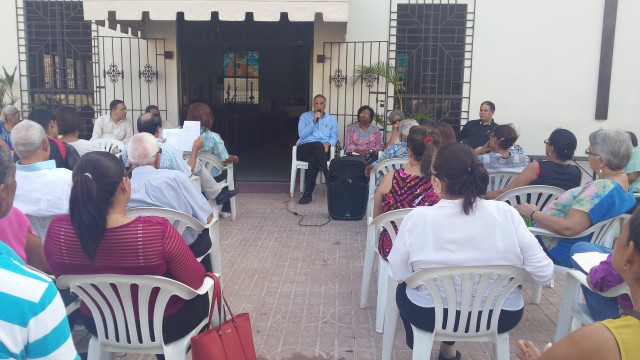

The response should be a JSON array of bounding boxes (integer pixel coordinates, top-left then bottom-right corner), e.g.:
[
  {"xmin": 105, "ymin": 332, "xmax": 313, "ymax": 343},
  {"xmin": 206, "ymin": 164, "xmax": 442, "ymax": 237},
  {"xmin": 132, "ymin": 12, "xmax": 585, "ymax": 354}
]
[{"xmin": 297, "ymin": 94, "xmax": 338, "ymax": 204}]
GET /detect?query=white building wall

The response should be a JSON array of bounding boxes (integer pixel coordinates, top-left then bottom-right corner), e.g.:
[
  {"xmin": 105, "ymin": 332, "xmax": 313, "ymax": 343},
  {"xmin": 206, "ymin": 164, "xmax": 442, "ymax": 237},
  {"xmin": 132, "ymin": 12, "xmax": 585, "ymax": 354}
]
[
  {"xmin": 0, "ymin": 1, "xmax": 23, "ymax": 109},
  {"xmin": 341, "ymin": 0, "xmax": 640, "ymax": 156}
]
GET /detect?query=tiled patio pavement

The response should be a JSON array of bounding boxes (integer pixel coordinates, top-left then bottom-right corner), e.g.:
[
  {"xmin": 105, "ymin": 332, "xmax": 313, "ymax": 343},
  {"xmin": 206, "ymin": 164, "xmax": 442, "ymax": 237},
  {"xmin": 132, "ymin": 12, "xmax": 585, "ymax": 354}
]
[{"xmin": 73, "ymin": 186, "xmax": 565, "ymax": 359}]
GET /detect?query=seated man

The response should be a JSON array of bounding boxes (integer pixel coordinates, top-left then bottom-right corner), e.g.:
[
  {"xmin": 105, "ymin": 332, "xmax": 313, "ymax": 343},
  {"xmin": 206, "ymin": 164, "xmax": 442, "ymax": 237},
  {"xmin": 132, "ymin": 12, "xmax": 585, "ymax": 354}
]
[
  {"xmin": 296, "ymin": 94, "xmax": 338, "ymax": 205},
  {"xmin": 91, "ymin": 99, "xmax": 133, "ymax": 143},
  {"xmin": 126, "ymin": 133, "xmax": 214, "ymax": 266},
  {"xmin": 457, "ymin": 101, "xmax": 498, "ymax": 149},
  {"xmin": 26, "ymin": 109, "xmax": 80, "ymax": 170},
  {"xmin": 122, "ymin": 112, "xmax": 237, "ymax": 205},
  {"xmin": 0, "ymin": 136, "xmax": 77, "ymax": 360},
  {"xmin": 385, "ymin": 110, "xmax": 406, "ymax": 148},
  {"xmin": 10, "ymin": 120, "xmax": 73, "ymax": 219},
  {"xmin": 368, "ymin": 119, "xmax": 419, "ymax": 184},
  {"xmin": 0, "ymin": 139, "xmax": 49, "ymax": 272}
]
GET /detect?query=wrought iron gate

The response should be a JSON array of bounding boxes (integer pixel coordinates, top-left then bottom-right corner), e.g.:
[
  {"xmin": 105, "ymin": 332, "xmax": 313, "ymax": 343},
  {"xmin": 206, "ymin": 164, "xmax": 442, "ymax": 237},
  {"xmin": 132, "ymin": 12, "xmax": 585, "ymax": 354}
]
[
  {"xmin": 94, "ymin": 35, "xmax": 168, "ymax": 125},
  {"xmin": 321, "ymin": 41, "xmax": 390, "ymax": 141}
]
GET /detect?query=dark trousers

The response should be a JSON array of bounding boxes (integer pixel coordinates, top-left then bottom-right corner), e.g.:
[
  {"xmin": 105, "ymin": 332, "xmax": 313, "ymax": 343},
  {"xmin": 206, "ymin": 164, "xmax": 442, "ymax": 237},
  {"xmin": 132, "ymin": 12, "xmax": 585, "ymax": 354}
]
[
  {"xmin": 214, "ymin": 170, "xmax": 232, "ymax": 213},
  {"xmin": 189, "ymin": 231, "xmax": 213, "ymax": 272},
  {"xmin": 78, "ymin": 292, "xmax": 209, "ymax": 347},
  {"xmin": 296, "ymin": 141, "xmax": 330, "ymax": 195},
  {"xmin": 396, "ymin": 282, "xmax": 524, "ymax": 349}
]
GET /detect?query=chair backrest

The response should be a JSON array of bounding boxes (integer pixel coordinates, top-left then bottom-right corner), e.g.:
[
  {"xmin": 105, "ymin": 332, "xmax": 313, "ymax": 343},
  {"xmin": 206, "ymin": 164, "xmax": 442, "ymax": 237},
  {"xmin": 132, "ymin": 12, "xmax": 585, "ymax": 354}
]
[
  {"xmin": 371, "ymin": 208, "xmax": 414, "ymax": 252},
  {"xmin": 591, "ymin": 216, "xmax": 623, "ymax": 248},
  {"xmin": 404, "ymin": 265, "xmax": 532, "ymax": 338},
  {"xmin": 26, "ymin": 214, "xmax": 53, "ymax": 240},
  {"xmin": 487, "ymin": 172, "xmax": 520, "ymax": 191},
  {"xmin": 368, "ymin": 158, "xmax": 409, "ymax": 195},
  {"xmin": 92, "ymin": 138, "xmax": 125, "ymax": 154},
  {"xmin": 126, "ymin": 207, "xmax": 206, "ymax": 236},
  {"xmin": 185, "ymin": 152, "xmax": 226, "ymax": 175},
  {"xmin": 494, "ymin": 185, "xmax": 565, "ymax": 210},
  {"xmin": 56, "ymin": 274, "xmax": 206, "ymax": 354}
]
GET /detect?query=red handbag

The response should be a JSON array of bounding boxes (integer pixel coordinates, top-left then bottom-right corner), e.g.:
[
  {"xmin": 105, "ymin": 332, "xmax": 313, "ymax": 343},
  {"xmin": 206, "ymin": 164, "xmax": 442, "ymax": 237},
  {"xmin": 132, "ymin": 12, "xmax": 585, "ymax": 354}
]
[{"xmin": 191, "ymin": 273, "xmax": 257, "ymax": 360}]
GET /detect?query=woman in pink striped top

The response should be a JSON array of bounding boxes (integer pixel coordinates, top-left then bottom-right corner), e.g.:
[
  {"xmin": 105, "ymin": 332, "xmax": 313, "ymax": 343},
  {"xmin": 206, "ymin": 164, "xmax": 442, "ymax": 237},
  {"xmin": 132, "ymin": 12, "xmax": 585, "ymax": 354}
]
[{"xmin": 44, "ymin": 151, "xmax": 208, "ymax": 346}]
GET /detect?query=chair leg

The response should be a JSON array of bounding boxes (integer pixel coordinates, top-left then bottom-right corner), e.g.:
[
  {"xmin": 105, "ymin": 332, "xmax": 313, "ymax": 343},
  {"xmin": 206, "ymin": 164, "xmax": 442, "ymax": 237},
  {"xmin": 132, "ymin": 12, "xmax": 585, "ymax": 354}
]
[
  {"xmin": 554, "ymin": 273, "xmax": 582, "ymax": 342},
  {"xmin": 88, "ymin": 336, "xmax": 112, "ymax": 360},
  {"xmin": 381, "ymin": 279, "xmax": 399, "ymax": 360},
  {"xmin": 494, "ymin": 333, "xmax": 511, "ymax": 360},
  {"xmin": 410, "ymin": 326, "xmax": 434, "ymax": 360},
  {"xmin": 532, "ymin": 284, "xmax": 542, "ymax": 304},
  {"xmin": 229, "ymin": 197, "xmax": 237, "ymax": 221},
  {"xmin": 208, "ymin": 222, "xmax": 222, "ymax": 275},
  {"xmin": 359, "ymin": 225, "xmax": 376, "ymax": 309},
  {"xmin": 290, "ymin": 166, "xmax": 297, "ymax": 197},
  {"xmin": 375, "ymin": 259, "xmax": 389, "ymax": 333}
]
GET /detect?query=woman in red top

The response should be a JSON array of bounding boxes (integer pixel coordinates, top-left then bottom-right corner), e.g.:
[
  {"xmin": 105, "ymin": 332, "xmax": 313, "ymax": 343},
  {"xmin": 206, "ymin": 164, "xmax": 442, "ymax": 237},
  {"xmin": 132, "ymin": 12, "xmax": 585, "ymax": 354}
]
[
  {"xmin": 373, "ymin": 126, "xmax": 442, "ymax": 259},
  {"xmin": 44, "ymin": 151, "xmax": 208, "ymax": 345}
]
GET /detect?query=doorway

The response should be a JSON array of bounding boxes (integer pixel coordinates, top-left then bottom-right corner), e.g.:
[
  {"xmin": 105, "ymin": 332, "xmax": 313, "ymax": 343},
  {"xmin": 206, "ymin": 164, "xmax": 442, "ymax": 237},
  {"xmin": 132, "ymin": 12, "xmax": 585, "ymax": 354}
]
[{"xmin": 178, "ymin": 15, "xmax": 313, "ymax": 182}]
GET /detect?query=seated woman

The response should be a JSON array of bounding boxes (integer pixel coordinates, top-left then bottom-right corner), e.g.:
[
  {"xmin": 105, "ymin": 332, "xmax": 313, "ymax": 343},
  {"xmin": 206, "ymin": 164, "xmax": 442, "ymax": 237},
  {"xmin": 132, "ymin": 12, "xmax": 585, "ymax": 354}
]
[
  {"xmin": 44, "ymin": 152, "xmax": 208, "ymax": 345},
  {"xmin": 56, "ymin": 106, "xmax": 100, "ymax": 156},
  {"xmin": 388, "ymin": 143, "xmax": 553, "ymax": 360},
  {"xmin": 344, "ymin": 105, "xmax": 384, "ymax": 161},
  {"xmin": 516, "ymin": 129, "xmax": 636, "ymax": 267},
  {"xmin": 373, "ymin": 126, "xmax": 441, "ymax": 260},
  {"xmin": 475, "ymin": 124, "xmax": 529, "ymax": 173},
  {"xmin": 516, "ymin": 206, "xmax": 640, "ymax": 360},
  {"xmin": 486, "ymin": 128, "xmax": 581, "ymax": 199},
  {"xmin": 187, "ymin": 102, "xmax": 239, "ymax": 216}
]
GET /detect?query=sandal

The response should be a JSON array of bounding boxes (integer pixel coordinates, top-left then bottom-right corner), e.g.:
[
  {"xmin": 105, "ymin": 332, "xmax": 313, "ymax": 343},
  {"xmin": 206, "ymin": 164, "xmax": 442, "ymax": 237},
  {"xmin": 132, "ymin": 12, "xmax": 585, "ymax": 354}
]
[{"xmin": 437, "ymin": 350, "xmax": 461, "ymax": 360}]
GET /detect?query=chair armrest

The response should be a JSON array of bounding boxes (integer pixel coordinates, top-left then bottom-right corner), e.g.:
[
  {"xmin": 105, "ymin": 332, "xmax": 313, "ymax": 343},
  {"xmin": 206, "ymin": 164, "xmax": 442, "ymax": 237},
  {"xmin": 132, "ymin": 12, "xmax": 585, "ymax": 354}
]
[
  {"xmin": 566, "ymin": 269, "xmax": 630, "ymax": 298},
  {"xmin": 527, "ymin": 226, "xmax": 556, "ymax": 237},
  {"xmin": 195, "ymin": 275, "xmax": 216, "ymax": 295}
]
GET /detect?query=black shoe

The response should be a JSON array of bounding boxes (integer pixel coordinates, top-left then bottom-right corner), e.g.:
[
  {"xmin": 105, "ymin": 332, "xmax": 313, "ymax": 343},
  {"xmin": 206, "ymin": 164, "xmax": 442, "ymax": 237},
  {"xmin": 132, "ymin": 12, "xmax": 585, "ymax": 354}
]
[
  {"xmin": 298, "ymin": 192, "xmax": 312, "ymax": 205},
  {"xmin": 215, "ymin": 188, "xmax": 239, "ymax": 205}
]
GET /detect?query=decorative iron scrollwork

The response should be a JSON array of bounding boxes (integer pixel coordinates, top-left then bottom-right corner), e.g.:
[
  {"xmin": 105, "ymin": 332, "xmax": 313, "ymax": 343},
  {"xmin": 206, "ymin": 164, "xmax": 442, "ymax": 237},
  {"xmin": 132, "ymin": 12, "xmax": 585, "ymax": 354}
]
[
  {"xmin": 104, "ymin": 64, "xmax": 123, "ymax": 83},
  {"xmin": 138, "ymin": 64, "xmax": 158, "ymax": 83},
  {"xmin": 362, "ymin": 73, "xmax": 378, "ymax": 88},
  {"xmin": 329, "ymin": 69, "xmax": 347, "ymax": 88}
]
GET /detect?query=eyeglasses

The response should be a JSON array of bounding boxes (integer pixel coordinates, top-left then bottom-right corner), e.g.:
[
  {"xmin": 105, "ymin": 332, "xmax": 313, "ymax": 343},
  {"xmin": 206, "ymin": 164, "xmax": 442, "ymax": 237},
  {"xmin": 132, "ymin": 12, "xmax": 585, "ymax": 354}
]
[
  {"xmin": 124, "ymin": 167, "xmax": 133, "ymax": 179},
  {"xmin": 155, "ymin": 147, "xmax": 163, "ymax": 157},
  {"xmin": 584, "ymin": 148, "xmax": 600, "ymax": 157},
  {"xmin": 543, "ymin": 139, "xmax": 550, "ymax": 145}
]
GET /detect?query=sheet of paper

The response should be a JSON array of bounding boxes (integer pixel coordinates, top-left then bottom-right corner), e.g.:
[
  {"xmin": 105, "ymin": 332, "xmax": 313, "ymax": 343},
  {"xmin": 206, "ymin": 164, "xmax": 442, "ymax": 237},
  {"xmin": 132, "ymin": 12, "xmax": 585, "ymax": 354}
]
[
  {"xmin": 181, "ymin": 121, "xmax": 201, "ymax": 152},
  {"xmin": 162, "ymin": 128, "xmax": 183, "ymax": 151},
  {"xmin": 572, "ymin": 252, "xmax": 609, "ymax": 271}
]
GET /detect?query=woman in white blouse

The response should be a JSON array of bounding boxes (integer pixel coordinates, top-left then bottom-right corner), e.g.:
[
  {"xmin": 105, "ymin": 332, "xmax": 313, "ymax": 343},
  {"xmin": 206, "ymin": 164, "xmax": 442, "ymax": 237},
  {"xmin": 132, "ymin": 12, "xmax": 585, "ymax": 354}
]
[{"xmin": 388, "ymin": 143, "xmax": 553, "ymax": 360}]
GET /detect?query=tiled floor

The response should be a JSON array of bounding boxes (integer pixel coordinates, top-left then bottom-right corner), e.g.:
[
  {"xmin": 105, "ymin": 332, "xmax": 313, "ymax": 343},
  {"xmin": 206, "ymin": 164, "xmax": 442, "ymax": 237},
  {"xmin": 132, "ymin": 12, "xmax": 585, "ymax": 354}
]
[{"xmin": 72, "ymin": 186, "xmax": 565, "ymax": 359}]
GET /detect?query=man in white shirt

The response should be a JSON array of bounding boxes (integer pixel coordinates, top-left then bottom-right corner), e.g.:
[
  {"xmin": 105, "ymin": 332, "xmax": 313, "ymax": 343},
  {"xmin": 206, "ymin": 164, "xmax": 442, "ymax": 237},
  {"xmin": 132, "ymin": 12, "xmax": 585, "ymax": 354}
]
[
  {"xmin": 91, "ymin": 99, "xmax": 134, "ymax": 143},
  {"xmin": 10, "ymin": 120, "xmax": 72, "ymax": 218}
]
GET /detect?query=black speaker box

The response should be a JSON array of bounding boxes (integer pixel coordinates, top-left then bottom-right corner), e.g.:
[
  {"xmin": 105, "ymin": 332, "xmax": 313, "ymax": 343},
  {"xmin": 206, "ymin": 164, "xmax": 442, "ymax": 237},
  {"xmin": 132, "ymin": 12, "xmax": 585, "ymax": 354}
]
[{"xmin": 327, "ymin": 156, "xmax": 368, "ymax": 220}]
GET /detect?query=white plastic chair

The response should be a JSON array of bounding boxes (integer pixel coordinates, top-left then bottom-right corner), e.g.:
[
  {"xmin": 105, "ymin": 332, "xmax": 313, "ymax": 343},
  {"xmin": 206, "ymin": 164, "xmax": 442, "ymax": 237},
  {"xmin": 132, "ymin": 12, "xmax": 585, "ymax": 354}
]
[
  {"xmin": 382, "ymin": 266, "xmax": 534, "ymax": 360},
  {"xmin": 56, "ymin": 274, "xmax": 215, "ymax": 359},
  {"xmin": 554, "ymin": 269, "xmax": 629, "ymax": 342},
  {"xmin": 289, "ymin": 141, "xmax": 336, "ymax": 197},
  {"xmin": 26, "ymin": 214, "xmax": 53, "ymax": 241},
  {"xmin": 494, "ymin": 185, "xmax": 565, "ymax": 211},
  {"xmin": 184, "ymin": 152, "xmax": 237, "ymax": 221},
  {"xmin": 528, "ymin": 216, "xmax": 622, "ymax": 305},
  {"xmin": 359, "ymin": 208, "xmax": 413, "ymax": 333},
  {"xmin": 365, "ymin": 158, "xmax": 409, "ymax": 223},
  {"xmin": 91, "ymin": 138, "xmax": 125, "ymax": 154},
  {"xmin": 487, "ymin": 171, "xmax": 520, "ymax": 191},
  {"xmin": 126, "ymin": 207, "xmax": 222, "ymax": 275}
]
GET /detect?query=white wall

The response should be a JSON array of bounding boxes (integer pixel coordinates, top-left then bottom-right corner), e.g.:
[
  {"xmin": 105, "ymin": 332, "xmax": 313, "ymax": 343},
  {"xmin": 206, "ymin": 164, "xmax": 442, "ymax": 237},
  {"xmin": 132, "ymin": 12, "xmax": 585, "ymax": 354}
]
[
  {"xmin": 470, "ymin": 0, "xmax": 639, "ymax": 155},
  {"xmin": 345, "ymin": 0, "xmax": 389, "ymax": 42},
  {"xmin": 0, "ymin": 0, "xmax": 22, "ymax": 109}
]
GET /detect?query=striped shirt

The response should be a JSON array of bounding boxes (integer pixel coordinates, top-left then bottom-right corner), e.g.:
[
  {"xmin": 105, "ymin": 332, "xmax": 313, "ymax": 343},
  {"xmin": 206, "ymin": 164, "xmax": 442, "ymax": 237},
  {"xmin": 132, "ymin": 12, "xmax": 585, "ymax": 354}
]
[{"xmin": 0, "ymin": 241, "xmax": 79, "ymax": 359}]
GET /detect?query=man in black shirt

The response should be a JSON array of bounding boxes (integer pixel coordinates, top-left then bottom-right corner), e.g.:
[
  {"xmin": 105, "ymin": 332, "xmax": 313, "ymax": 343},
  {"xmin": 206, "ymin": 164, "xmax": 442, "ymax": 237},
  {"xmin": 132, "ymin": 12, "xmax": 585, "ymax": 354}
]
[{"xmin": 458, "ymin": 101, "xmax": 498, "ymax": 149}]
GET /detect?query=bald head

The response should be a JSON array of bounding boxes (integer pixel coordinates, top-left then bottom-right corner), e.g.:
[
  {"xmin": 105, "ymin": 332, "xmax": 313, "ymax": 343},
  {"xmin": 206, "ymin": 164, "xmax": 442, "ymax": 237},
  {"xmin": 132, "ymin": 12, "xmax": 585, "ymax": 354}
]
[{"xmin": 137, "ymin": 112, "xmax": 162, "ymax": 137}]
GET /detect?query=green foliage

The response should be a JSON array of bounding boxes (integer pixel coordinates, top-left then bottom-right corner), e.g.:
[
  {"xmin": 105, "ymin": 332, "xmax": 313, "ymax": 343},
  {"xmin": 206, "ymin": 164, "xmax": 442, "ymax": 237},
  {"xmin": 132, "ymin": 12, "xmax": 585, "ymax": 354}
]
[
  {"xmin": 0, "ymin": 66, "xmax": 19, "ymax": 107},
  {"xmin": 352, "ymin": 61, "xmax": 405, "ymax": 110}
]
